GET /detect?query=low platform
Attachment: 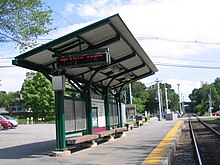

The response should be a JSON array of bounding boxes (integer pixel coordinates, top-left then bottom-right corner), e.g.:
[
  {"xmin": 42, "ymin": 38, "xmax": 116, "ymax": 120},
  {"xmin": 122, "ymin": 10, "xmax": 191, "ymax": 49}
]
[{"xmin": 0, "ymin": 117, "xmax": 183, "ymax": 165}]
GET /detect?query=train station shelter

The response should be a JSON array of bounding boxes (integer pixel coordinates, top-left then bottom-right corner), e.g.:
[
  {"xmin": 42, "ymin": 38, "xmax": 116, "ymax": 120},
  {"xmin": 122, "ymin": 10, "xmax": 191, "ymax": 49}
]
[{"xmin": 12, "ymin": 14, "xmax": 158, "ymax": 152}]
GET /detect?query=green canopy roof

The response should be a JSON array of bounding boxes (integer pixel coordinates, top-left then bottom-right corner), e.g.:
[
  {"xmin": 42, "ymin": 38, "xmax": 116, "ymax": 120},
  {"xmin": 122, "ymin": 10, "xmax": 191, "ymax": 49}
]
[{"xmin": 12, "ymin": 14, "xmax": 158, "ymax": 90}]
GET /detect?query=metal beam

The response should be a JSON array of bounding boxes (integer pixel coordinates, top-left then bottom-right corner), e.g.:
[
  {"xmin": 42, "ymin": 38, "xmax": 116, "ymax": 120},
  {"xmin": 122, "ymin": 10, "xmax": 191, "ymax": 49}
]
[
  {"xmin": 112, "ymin": 71, "xmax": 154, "ymax": 89},
  {"xmin": 72, "ymin": 52, "xmax": 136, "ymax": 79},
  {"xmin": 94, "ymin": 63, "xmax": 145, "ymax": 84},
  {"xmin": 88, "ymin": 34, "xmax": 121, "ymax": 50}
]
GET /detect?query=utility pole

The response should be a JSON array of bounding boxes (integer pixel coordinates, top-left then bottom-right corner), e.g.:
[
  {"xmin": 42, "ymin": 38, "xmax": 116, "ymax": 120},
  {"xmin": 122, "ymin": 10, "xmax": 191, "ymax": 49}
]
[
  {"xmin": 182, "ymin": 95, "xmax": 185, "ymax": 114},
  {"xmin": 177, "ymin": 84, "xmax": 182, "ymax": 114},
  {"xmin": 156, "ymin": 78, "xmax": 162, "ymax": 121},
  {"xmin": 208, "ymin": 88, "xmax": 212, "ymax": 116},
  {"xmin": 165, "ymin": 87, "xmax": 169, "ymax": 111}
]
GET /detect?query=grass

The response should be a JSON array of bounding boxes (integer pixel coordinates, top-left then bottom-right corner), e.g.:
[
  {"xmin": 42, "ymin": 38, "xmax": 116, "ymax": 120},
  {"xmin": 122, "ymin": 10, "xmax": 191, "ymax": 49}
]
[
  {"xmin": 208, "ymin": 116, "xmax": 220, "ymax": 123},
  {"xmin": 17, "ymin": 118, "xmax": 55, "ymax": 125}
]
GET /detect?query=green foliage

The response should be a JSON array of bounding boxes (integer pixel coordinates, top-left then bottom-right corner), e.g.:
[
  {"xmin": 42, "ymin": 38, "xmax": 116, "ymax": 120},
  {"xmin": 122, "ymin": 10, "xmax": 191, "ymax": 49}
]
[
  {"xmin": 0, "ymin": 0, "xmax": 53, "ymax": 50},
  {"xmin": 161, "ymin": 83, "xmax": 179, "ymax": 111},
  {"xmin": 0, "ymin": 91, "xmax": 20, "ymax": 112},
  {"xmin": 0, "ymin": 92, "xmax": 7, "ymax": 107},
  {"xmin": 122, "ymin": 81, "xmax": 179, "ymax": 115},
  {"xmin": 133, "ymin": 97, "xmax": 144, "ymax": 113},
  {"xmin": 189, "ymin": 77, "xmax": 220, "ymax": 115},
  {"xmin": 144, "ymin": 88, "xmax": 158, "ymax": 114},
  {"xmin": 122, "ymin": 81, "xmax": 149, "ymax": 114},
  {"xmin": 145, "ymin": 83, "xmax": 179, "ymax": 114},
  {"xmin": 21, "ymin": 72, "xmax": 55, "ymax": 121}
]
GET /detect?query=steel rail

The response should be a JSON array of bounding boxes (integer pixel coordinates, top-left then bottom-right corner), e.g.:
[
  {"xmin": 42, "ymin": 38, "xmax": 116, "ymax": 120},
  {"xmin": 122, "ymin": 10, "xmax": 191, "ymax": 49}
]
[
  {"xmin": 189, "ymin": 118, "xmax": 203, "ymax": 165},
  {"xmin": 197, "ymin": 117, "xmax": 220, "ymax": 137}
]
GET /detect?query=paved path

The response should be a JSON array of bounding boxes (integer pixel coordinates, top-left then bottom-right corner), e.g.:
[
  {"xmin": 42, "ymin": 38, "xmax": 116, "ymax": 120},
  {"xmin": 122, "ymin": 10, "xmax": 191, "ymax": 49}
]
[{"xmin": 0, "ymin": 117, "xmax": 179, "ymax": 165}]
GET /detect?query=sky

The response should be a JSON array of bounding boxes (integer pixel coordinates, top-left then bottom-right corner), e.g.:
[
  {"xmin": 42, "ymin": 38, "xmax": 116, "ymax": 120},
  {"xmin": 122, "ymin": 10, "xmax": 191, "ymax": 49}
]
[{"xmin": 1, "ymin": 0, "xmax": 220, "ymax": 102}]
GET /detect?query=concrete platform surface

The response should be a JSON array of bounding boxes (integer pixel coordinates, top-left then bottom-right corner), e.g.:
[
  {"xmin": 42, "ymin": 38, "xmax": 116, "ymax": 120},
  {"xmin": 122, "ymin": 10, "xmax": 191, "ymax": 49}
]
[{"xmin": 0, "ymin": 117, "xmax": 180, "ymax": 165}]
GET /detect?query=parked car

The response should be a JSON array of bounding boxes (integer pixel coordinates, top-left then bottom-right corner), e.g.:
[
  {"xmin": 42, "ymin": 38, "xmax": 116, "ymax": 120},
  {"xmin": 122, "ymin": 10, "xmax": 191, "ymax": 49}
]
[
  {"xmin": 2, "ymin": 115, "xmax": 19, "ymax": 128},
  {"xmin": 212, "ymin": 111, "xmax": 220, "ymax": 116},
  {"xmin": 0, "ymin": 123, "xmax": 3, "ymax": 130},
  {"xmin": 0, "ymin": 116, "xmax": 11, "ymax": 129}
]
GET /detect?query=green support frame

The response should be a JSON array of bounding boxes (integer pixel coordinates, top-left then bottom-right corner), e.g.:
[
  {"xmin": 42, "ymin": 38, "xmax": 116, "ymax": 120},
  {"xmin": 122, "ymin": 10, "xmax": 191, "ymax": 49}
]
[
  {"xmin": 85, "ymin": 83, "xmax": 93, "ymax": 134},
  {"xmin": 115, "ymin": 92, "xmax": 123, "ymax": 127},
  {"xmin": 55, "ymin": 90, "xmax": 66, "ymax": 151},
  {"xmin": 104, "ymin": 88, "xmax": 111, "ymax": 130},
  {"xmin": 11, "ymin": 14, "xmax": 157, "ymax": 154}
]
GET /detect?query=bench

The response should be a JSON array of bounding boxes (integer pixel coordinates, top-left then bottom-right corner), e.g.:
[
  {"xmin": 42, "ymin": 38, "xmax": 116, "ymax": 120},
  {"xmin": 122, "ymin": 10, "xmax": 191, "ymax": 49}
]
[
  {"xmin": 66, "ymin": 134, "xmax": 99, "ymax": 146},
  {"xmin": 125, "ymin": 123, "xmax": 134, "ymax": 130},
  {"xmin": 136, "ymin": 115, "xmax": 144, "ymax": 127},
  {"xmin": 114, "ymin": 127, "xmax": 127, "ymax": 137},
  {"xmin": 136, "ymin": 120, "xmax": 143, "ymax": 127},
  {"xmin": 115, "ymin": 127, "xmax": 127, "ymax": 133},
  {"xmin": 96, "ymin": 129, "xmax": 116, "ymax": 138}
]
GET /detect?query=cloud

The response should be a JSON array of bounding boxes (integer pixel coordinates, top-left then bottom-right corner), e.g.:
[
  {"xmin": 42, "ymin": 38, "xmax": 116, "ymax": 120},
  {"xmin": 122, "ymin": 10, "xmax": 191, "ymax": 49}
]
[
  {"xmin": 2, "ymin": 0, "xmax": 220, "ymax": 94},
  {"xmin": 0, "ymin": 67, "xmax": 30, "ymax": 93},
  {"xmin": 72, "ymin": 0, "xmax": 220, "ymax": 59},
  {"xmin": 166, "ymin": 79, "xmax": 201, "ymax": 101},
  {"xmin": 64, "ymin": 2, "xmax": 75, "ymax": 15}
]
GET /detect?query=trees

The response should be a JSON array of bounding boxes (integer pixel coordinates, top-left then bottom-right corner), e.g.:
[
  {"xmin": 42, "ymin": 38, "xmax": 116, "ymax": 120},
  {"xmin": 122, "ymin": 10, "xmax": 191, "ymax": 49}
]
[
  {"xmin": 0, "ymin": 91, "xmax": 20, "ymax": 113},
  {"xmin": 122, "ymin": 81, "xmax": 178, "ymax": 114},
  {"xmin": 131, "ymin": 81, "xmax": 149, "ymax": 113},
  {"xmin": 0, "ymin": 0, "xmax": 53, "ymax": 49},
  {"xmin": 121, "ymin": 81, "xmax": 149, "ymax": 113},
  {"xmin": 189, "ymin": 78, "xmax": 220, "ymax": 115},
  {"xmin": 144, "ymin": 83, "xmax": 179, "ymax": 115},
  {"xmin": 21, "ymin": 72, "xmax": 55, "ymax": 121}
]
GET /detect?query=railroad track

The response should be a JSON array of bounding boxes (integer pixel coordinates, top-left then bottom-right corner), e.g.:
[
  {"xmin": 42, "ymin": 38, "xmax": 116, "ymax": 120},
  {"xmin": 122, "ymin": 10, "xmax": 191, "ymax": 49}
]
[{"xmin": 189, "ymin": 115, "xmax": 220, "ymax": 165}]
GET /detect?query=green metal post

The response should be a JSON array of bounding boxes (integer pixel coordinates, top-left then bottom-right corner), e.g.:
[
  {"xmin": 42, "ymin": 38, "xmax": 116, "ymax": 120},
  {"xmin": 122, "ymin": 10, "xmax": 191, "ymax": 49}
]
[
  {"xmin": 104, "ymin": 88, "xmax": 111, "ymax": 130},
  {"xmin": 85, "ymin": 83, "xmax": 93, "ymax": 134},
  {"xmin": 117, "ymin": 92, "xmax": 123, "ymax": 127},
  {"xmin": 55, "ymin": 90, "xmax": 66, "ymax": 151}
]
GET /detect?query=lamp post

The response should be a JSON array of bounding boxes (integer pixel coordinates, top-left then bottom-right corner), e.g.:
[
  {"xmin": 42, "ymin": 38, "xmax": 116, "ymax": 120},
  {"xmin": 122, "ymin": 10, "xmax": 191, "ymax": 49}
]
[{"xmin": 177, "ymin": 84, "xmax": 182, "ymax": 114}]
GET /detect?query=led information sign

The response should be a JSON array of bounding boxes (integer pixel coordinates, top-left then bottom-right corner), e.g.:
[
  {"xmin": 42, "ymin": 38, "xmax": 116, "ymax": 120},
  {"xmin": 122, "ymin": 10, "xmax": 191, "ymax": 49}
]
[{"xmin": 57, "ymin": 51, "xmax": 111, "ymax": 69}]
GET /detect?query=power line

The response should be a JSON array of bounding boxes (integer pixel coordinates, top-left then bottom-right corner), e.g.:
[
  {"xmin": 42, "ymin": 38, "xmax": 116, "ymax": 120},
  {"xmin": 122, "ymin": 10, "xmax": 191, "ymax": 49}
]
[
  {"xmin": 0, "ymin": 32, "xmax": 24, "ymax": 45},
  {"xmin": 155, "ymin": 62, "xmax": 220, "ymax": 69},
  {"xmin": 0, "ymin": 57, "xmax": 14, "ymax": 59},
  {"xmin": 137, "ymin": 36, "xmax": 220, "ymax": 45},
  {"xmin": 44, "ymin": 4, "xmax": 75, "ymax": 27},
  {"xmin": 0, "ymin": 66, "xmax": 15, "ymax": 68},
  {"xmin": 152, "ymin": 56, "xmax": 220, "ymax": 64}
]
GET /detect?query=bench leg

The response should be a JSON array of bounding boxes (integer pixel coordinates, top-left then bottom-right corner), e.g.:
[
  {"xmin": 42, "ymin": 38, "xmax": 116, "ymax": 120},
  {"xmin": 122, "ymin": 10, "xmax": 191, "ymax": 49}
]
[
  {"xmin": 115, "ymin": 132, "xmax": 126, "ymax": 138},
  {"xmin": 103, "ymin": 135, "xmax": 114, "ymax": 142},
  {"xmin": 83, "ymin": 140, "xmax": 97, "ymax": 148}
]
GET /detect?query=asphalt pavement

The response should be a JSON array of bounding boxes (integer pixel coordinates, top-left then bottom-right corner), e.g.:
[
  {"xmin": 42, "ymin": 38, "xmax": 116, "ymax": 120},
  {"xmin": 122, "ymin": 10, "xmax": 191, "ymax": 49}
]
[{"xmin": 0, "ymin": 117, "xmax": 179, "ymax": 165}]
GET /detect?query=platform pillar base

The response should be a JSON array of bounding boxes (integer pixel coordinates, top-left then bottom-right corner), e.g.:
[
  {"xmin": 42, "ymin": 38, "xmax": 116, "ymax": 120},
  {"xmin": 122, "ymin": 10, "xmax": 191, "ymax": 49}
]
[{"xmin": 50, "ymin": 150, "xmax": 71, "ymax": 157}]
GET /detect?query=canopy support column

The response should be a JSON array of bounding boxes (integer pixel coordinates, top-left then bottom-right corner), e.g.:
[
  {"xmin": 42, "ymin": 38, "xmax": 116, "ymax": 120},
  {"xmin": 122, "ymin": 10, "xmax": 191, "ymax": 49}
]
[
  {"xmin": 117, "ymin": 91, "xmax": 123, "ymax": 127},
  {"xmin": 85, "ymin": 83, "xmax": 93, "ymax": 134},
  {"xmin": 104, "ymin": 88, "xmax": 111, "ymax": 130},
  {"xmin": 55, "ymin": 90, "xmax": 66, "ymax": 151}
]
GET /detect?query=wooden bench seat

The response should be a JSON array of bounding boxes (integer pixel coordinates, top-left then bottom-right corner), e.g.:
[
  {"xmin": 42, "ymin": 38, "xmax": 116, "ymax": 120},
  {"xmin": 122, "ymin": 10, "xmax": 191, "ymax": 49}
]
[
  {"xmin": 96, "ymin": 129, "xmax": 116, "ymax": 138},
  {"xmin": 66, "ymin": 134, "xmax": 99, "ymax": 145},
  {"xmin": 114, "ymin": 127, "xmax": 127, "ymax": 133}
]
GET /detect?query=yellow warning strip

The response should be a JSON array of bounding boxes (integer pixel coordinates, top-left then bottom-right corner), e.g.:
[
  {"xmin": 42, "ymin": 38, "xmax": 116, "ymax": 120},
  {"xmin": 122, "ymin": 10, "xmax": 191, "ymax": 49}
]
[{"xmin": 141, "ymin": 120, "xmax": 183, "ymax": 165}]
